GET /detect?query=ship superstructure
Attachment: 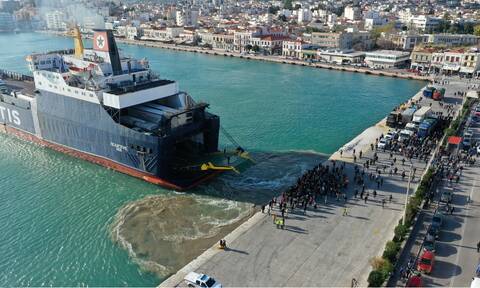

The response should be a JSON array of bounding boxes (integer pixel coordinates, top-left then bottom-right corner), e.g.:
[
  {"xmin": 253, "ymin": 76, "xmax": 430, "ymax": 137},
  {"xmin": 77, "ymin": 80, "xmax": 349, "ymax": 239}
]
[{"xmin": 0, "ymin": 29, "xmax": 246, "ymax": 190}]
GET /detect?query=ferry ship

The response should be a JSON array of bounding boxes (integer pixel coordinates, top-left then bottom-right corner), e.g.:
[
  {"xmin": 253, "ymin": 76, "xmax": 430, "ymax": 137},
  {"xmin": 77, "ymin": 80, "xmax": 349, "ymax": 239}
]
[{"xmin": 0, "ymin": 29, "xmax": 250, "ymax": 190}]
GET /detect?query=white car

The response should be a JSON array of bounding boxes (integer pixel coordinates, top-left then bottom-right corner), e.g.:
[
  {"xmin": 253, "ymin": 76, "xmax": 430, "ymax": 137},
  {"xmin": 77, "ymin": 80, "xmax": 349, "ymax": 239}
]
[
  {"xmin": 377, "ymin": 138, "xmax": 389, "ymax": 149},
  {"xmin": 477, "ymin": 145, "xmax": 480, "ymax": 155},
  {"xmin": 184, "ymin": 272, "xmax": 222, "ymax": 288},
  {"xmin": 385, "ymin": 130, "xmax": 398, "ymax": 140},
  {"xmin": 471, "ymin": 277, "xmax": 480, "ymax": 288}
]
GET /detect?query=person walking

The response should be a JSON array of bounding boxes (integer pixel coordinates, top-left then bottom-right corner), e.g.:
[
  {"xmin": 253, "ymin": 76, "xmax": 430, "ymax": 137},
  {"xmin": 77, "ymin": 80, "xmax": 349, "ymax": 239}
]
[
  {"xmin": 382, "ymin": 199, "xmax": 386, "ymax": 208},
  {"xmin": 343, "ymin": 207, "xmax": 348, "ymax": 216},
  {"xmin": 477, "ymin": 241, "xmax": 480, "ymax": 253}
]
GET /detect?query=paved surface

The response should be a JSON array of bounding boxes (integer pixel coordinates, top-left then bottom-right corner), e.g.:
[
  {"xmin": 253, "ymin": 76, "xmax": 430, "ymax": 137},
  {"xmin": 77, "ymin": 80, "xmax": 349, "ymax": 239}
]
[
  {"xmin": 161, "ymin": 79, "xmax": 468, "ymax": 287},
  {"xmin": 393, "ymin": 98, "xmax": 480, "ymax": 287}
]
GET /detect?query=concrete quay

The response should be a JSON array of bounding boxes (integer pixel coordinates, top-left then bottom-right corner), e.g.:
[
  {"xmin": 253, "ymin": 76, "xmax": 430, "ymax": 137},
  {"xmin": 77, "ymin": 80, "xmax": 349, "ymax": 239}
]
[{"xmin": 161, "ymin": 80, "xmax": 466, "ymax": 287}]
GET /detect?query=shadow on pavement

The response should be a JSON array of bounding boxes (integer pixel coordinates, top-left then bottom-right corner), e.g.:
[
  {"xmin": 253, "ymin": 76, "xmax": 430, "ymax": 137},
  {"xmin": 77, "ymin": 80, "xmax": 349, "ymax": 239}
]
[
  {"xmin": 284, "ymin": 225, "xmax": 308, "ymax": 234},
  {"xmin": 439, "ymin": 231, "xmax": 462, "ymax": 242},
  {"xmin": 224, "ymin": 247, "xmax": 249, "ymax": 255},
  {"xmin": 430, "ymin": 260, "xmax": 462, "ymax": 279},
  {"xmin": 435, "ymin": 242, "xmax": 458, "ymax": 257}
]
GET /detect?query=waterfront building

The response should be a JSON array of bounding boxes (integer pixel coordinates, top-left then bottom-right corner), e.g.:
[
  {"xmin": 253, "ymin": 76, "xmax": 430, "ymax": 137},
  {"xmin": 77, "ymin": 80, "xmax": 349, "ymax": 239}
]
[
  {"xmin": 441, "ymin": 49, "xmax": 464, "ymax": 74},
  {"xmin": 460, "ymin": 49, "xmax": 480, "ymax": 77},
  {"xmin": 410, "ymin": 47, "xmax": 436, "ymax": 72},
  {"xmin": 0, "ymin": 11, "xmax": 14, "ymax": 32},
  {"xmin": 282, "ymin": 39, "xmax": 310, "ymax": 59},
  {"xmin": 212, "ymin": 33, "xmax": 234, "ymax": 51},
  {"xmin": 250, "ymin": 35, "xmax": 287, "ymax": 55},
  {"xmin": 364, "ymin": 50, "xmax": 411, "ymax": 69},
  {"xmin": 318, "ymin": 50, "xmax": 366, "ymax": 64},
  {"xmin": 45, "ymin": 11, "xmax": 66, "ymax": 31},
  {"xmin": 233, "ymin": 28, "xmax": 261, "ymax": 53},
  {"xmin": 311, "ymin": 32, "xmax": 353, "ymax": 50}
]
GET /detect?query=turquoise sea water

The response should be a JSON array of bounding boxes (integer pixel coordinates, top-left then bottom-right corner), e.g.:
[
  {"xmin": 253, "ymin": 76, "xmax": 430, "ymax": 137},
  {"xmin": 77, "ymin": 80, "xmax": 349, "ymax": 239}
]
[{"xmin": 0, "ymin": 32, "xmax": 425, "ymax": 286}]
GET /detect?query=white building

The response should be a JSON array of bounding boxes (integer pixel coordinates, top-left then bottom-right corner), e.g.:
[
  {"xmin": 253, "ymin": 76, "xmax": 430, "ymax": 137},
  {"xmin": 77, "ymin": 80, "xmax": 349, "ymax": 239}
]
[
  {"xmin": 297, "ymin": 8, "xmax": 312, "ymax": 23},
  {"xmin": 45, "ymin": 10, "xmax": 66, "ymax": 31},
  {"xmin": 364, "ymin": 50, "xmax": 411, "ymax": 68},
  {"xmin": 409, "ymin": 15, "xmax": 440, "ymax": 33},
  {"xmin": 176, "ymin": 9, "xmax": 199, "ymax": 27},
  {"xmin": 344, "ymin": 6, "xmax": 361, "ymax": 21},
  {"xmin": 427, "ymin": 34, "xmax": 480, "ymax": 47}
]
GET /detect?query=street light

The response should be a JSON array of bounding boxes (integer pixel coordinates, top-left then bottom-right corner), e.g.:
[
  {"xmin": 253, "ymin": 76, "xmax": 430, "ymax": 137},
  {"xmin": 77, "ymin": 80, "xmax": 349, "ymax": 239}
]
[{"xmin": 403, "ymin": 162, "xmax": 414, "ymax": 226}]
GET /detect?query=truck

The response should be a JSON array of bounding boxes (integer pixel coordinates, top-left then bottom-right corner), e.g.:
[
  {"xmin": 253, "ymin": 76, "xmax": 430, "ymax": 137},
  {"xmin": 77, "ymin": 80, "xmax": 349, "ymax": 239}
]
[
  {"xmin": 386, "ymin": 111, "xmax": 402, "ymax": 127},
  {"xmin": 417, "ymin": 118, "xmax": 437, "ymax": 139},
  {"xmin": 412, "ymin": 106, "xmax": 432, "ymax": 125},
  {"xmin": 401, "ymin": 107, "xmax": 417, "ymax": 125},
  {"xmin": 432, "ymin": 88, "xmax": 445, "ymax": 101},
  {"xmin": 184, "ymin": 272, "xmax": 222, "ymax": 288},
  {"xmin": 399, "ymin": 129, "xmax": 415, "ymax": 142},
  {"xmin": 423, "ymin": 87, "xmax": 435, "ymax": 98}
]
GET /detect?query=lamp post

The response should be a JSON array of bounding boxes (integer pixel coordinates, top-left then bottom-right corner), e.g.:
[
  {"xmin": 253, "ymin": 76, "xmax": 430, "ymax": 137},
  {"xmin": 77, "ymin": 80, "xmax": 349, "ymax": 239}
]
[{"xmin": 403, "ymin": 163, "xmax": 414, "ymax": 226}]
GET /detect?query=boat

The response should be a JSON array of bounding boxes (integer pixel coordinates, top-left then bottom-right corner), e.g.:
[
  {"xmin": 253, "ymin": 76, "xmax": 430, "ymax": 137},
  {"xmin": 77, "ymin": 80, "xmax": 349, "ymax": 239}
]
[{"xmin": 0, "ymin": 28, "xmax": 251, "ymax": 190}]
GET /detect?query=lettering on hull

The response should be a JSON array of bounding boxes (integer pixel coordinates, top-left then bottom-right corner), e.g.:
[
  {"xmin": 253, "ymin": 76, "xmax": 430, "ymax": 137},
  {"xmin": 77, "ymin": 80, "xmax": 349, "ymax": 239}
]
[{"xmin": 0, "ymin": 105, "xmax": 21, "ymax": 126}]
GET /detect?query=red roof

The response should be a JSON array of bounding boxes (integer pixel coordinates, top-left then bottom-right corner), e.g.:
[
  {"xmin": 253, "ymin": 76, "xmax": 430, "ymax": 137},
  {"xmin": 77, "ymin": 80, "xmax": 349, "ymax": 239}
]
[{"xmin": 448, "ymin": 136, "xmax": 462, "ymax": 145}]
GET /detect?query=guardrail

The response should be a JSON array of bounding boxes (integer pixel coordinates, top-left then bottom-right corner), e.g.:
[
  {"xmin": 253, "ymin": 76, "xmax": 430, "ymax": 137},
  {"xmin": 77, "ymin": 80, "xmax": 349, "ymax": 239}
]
[{"xmin": 0, "ymin": 69, "xmax": 33, "ymax": 81}]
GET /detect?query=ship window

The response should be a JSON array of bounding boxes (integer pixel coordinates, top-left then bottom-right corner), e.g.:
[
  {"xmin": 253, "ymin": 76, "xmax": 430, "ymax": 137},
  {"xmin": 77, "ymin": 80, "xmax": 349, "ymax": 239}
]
[
  {"xmin": 38, "ymin": 82, "xmax": 42, "ymax": 85},
  {"xmin": 67, "ymin": 89, "xmax": 71, "ymax": 92},
  {"xmin": 90, "ymin": 93, "xmax": 94, "ymax": 97},
  {"xmin": 49, "ymin": 84, "xmax": 52, "ymax": 88},
  {"xmin": 75, "ymin": 90, "xmax": 78, "ymax": 94}
]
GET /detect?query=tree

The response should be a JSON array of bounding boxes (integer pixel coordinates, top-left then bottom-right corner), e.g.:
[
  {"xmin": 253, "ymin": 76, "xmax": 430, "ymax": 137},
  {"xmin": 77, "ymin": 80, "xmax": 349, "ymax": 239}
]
[
  {"xmin": 474, "ymin": 25, "xmax": 480, "ymax": 36},
  {"xmin": 284, "ymin": 0, "xmax": 293, "ymax": 10},
  {"xmin": 252, "ymin": 45, "xmax": 260, "ymax": 53},
  {"xmin": 244, "ymin": 44, "xmax": 253, "ymax": 51},
  {"xmin": 268, "ymin": 6, "xmax": 280, "ymax": 15}
]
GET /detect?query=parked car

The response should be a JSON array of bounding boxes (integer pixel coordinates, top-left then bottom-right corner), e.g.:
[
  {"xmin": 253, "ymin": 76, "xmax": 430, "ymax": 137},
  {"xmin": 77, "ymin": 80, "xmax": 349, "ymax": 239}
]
[
  {"xmin": 417, "ymin": 250, "xmax": 435, "ymax": 274},
  {"xmin": 406, "ymin": 274, "xmax": 423, "ymax": 287},
  {"xmin": 440, "ymin": 189, "xmax": 453, "ymax": 203},
  {"xmin": 184, "ymin": 272, "xmax": 222, "ymax": 288},
  {"xmin": 377, "ymin": 138, "xmax": 389, "ymax": 149},
  {"xmin": 463, "ymin": 137, "xmax": 472, "ymax": 150},
  {"xmin": 431, "ymin": 212, "xmax": 444, "ymax": 229},
  {"xmin": 385, "ymin": 130, "xmax": 398, "ymax": 140},
  {"xmin": 426, "ymin": 225, "xmax": 439, "ymax": 240},
  {"xmin": 423, "ymin": 238, "xmax": 436, "ymax": 252}
]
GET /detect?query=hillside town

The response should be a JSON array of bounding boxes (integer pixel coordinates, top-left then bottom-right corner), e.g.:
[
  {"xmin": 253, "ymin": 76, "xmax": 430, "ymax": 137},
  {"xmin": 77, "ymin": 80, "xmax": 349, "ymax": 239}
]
[{"xmin": 1, "ymin": 0, "xmax": 480, "ymax": 76}]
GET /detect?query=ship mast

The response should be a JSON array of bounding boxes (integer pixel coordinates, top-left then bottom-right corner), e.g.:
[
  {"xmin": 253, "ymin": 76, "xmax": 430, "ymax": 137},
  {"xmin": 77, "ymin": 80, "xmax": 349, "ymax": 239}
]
[{"xmin": 73, "ymin": 26, "xmax": 84, "ymax": 58}]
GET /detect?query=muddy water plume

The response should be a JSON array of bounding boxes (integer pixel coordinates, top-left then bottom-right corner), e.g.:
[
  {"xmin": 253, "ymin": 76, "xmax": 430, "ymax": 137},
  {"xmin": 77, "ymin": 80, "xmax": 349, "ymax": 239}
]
[{"xmin": 111, "ymin": 151, "xmax": 328, "ymax": 278}]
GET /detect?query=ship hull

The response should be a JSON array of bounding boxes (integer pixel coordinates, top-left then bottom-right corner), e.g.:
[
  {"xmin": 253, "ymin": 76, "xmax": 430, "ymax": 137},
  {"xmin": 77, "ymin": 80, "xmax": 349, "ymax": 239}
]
[
  {"xmin": 0, "ymin": 124, "xmax": 221, "ymax": 190},
  {"xmin": 0, "ymin": 86, "xmax": 222, "ymax": 190}
]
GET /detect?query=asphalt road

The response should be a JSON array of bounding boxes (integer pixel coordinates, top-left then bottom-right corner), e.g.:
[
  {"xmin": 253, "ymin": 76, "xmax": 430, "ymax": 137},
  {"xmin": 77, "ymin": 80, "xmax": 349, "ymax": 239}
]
[{"xmin": 393, "ymin": 97, "xmax": 480, "ymax": 287}]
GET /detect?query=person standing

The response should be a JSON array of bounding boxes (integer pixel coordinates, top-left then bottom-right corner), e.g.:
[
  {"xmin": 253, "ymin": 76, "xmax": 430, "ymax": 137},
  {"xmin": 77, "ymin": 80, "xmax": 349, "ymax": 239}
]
[{"xmin": 477, "ymin": 241, "xmax": 480, "ymax": 253}]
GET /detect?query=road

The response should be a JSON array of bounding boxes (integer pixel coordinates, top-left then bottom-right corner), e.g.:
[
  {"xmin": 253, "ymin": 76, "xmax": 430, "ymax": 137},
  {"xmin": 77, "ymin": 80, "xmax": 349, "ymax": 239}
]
[{"xmin": 392, "ymin": 95, "xmax": 480, "ymax": 287}]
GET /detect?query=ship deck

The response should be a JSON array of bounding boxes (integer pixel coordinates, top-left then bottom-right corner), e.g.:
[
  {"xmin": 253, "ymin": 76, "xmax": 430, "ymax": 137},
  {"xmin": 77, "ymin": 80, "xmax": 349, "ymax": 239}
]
[{"xmin": 4, "ymin": 79, "xmax": 35, "ymax": 97}]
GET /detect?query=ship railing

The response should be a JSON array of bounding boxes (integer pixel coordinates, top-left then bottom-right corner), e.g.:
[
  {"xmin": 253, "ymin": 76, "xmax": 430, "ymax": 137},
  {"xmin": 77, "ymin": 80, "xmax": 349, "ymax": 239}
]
[{"xmin": 0, "ymin": 69, "xmax": 34, "ymax": 82}]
